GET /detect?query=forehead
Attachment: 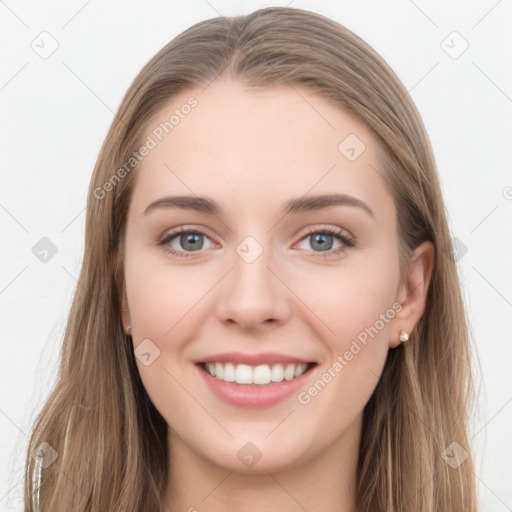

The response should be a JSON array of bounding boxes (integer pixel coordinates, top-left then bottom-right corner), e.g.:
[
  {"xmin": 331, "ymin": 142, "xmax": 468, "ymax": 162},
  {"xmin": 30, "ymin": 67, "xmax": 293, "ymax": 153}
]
[{"xmin": 127, "ymin": 78, "xmax": 394, "ymax": 223}]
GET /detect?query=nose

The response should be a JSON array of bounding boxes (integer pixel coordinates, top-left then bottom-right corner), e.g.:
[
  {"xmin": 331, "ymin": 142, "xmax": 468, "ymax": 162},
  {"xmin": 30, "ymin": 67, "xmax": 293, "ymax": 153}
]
[{"xmin": 215, "ymin": 239, "xmax": 291, "ymax": 332}]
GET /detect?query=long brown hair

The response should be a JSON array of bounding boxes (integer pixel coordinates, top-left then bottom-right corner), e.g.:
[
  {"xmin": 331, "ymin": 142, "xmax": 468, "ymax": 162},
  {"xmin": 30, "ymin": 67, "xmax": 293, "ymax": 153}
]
[{"xmin": 23, "ymin": 7, "xmax": 479, "ymax": 511}]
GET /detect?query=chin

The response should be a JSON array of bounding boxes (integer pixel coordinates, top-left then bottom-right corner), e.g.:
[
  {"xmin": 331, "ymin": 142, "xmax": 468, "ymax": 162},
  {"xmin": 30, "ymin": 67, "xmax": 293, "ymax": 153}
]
[{"xmin": 197, "ymin": 436, "xmax": 312, "ymax": 474}]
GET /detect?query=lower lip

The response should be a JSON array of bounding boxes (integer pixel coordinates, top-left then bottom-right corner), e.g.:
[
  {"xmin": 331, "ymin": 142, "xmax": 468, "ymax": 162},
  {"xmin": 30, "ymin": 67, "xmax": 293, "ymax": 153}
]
[{"xmin": 196, "ymin": 364, "xmax": 316, "ymax": 408}]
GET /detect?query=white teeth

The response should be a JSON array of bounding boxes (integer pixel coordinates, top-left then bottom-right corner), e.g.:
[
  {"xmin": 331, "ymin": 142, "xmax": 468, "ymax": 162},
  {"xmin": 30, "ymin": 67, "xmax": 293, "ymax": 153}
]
[
  {"xmin": 271, "ymin": 364, "xmax": 284, "ymax": 382},
  {"xmin": 215, "ymin": 362, "xmax": 223, "ymax": 379},
  {"xmin": 235, "ymin": 364, "xmax": 252, "ymax": 384},
  {"xmin": 253, "ymin": 364, "xmax": 271, "ymax": 385},
  {"xmin": 202, "ymin": 362, "xmax": 311, "ymax": 385},
  {"xmin": 223, "ymin": 362, "xmax": 235, "ymax": 382},
  {"xmin": 284, "ymin": 363, "xmax": 295, "ymax": 380},
  {"xmin": 295, "ymin": 363, "xmax": 308, "ymax": 377},
  {"xmin": 206, "ymin": 363, "xmax": 216, "ymax": 377}
]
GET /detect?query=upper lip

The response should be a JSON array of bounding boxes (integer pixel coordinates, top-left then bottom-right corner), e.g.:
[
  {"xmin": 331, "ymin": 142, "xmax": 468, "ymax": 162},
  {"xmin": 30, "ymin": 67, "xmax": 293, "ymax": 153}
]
[{"xmin": 195, "ymin": 352, "xmax": 316, "ymax": 366}]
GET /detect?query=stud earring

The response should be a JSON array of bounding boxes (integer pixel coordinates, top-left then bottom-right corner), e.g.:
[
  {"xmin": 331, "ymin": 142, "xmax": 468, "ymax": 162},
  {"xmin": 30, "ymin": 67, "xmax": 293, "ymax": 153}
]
[
  {"xmin": 399, "ymin": 330, "xmax": 409, "ymax": 343},
  {"xmin": 122, "ymin": 305, "xmax": 131, "ymax": 335}
]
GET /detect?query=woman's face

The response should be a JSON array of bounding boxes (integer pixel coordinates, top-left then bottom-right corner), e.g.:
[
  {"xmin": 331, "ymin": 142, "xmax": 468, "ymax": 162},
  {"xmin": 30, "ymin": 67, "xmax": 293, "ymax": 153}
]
[{"xmin": 121, "ymin": 78, "xmax": 410, "ymax": 473}]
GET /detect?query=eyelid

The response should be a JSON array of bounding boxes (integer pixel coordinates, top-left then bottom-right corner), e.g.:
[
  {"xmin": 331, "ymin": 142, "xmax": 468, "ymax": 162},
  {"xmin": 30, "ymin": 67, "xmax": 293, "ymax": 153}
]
[
  {"xmin": 157, "ymin": 224, "xmax": 216, "ymax": 243},
  {"xmin": 293, "ymin": 225, "xmax": 355, "ymax": 253},
  {"xmin": 299, "ymin": 224, "xmax": 354, "ymax": 242}
]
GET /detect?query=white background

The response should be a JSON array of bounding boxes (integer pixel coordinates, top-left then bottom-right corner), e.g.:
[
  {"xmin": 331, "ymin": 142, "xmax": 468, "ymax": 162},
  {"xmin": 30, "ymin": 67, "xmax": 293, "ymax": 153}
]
[{"xmin": 1, "ymin": 0, "xmax": 511, "ymax": 510}]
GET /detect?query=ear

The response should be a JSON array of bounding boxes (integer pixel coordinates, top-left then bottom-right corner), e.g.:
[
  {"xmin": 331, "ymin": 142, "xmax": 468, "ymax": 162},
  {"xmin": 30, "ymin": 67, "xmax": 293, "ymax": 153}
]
[
  {"xmin": 112, "ymin": 247, "xmax": 131, "ymax": 329},
  {"xmin": 390, "ymin": 240, "xmax": 435, "ymax": 348}
]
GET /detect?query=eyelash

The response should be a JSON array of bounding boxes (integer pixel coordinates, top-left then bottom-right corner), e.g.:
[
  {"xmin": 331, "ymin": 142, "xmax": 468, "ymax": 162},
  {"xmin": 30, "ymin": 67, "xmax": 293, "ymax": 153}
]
[{"xmin": 157, "ymin": 226, "xmax": 355, "ymax": 259}]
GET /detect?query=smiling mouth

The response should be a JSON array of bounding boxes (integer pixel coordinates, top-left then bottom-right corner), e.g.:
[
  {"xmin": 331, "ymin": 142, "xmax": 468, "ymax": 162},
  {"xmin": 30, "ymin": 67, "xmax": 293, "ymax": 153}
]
[{"xmin": 197, "ymin": 361, "xmax": 318, "ymax": 386}]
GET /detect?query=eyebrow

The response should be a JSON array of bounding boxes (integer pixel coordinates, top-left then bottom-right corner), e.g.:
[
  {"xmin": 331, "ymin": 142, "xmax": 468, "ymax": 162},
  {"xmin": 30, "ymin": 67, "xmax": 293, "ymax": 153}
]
[{"xmin": 143, "ymin": 193, "xmax": 374, "ymax": 218}]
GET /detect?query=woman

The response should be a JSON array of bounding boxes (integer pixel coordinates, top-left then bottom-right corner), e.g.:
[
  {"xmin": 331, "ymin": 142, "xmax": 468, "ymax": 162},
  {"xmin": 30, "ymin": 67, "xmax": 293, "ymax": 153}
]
[{"xmin": 24, "ymin": 7, "xmax": 479, "ymax": 511}]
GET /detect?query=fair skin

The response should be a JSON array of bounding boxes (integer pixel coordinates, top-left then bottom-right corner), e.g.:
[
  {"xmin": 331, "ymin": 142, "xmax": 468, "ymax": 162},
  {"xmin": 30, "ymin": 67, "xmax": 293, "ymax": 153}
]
[{"xmin": 118, "ymin": 78, "xmax": 434, "ymax": 512}]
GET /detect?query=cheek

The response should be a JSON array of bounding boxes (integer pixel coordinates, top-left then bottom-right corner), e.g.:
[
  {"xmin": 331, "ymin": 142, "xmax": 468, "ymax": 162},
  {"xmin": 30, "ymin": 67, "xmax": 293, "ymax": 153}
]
[
  {"xmin": 297, "ymin": 248, "xmax": 400, "ymax": 345},
  {"xmin": 293, "ymin": 261, "xmax": 398, "ymax": 440},
  {"xmin": 124, "ymin": 249, "xmax": 207, "ymax": 420},
  {"xmin": 125, "ymin": 245, "xmax": 213, "ymax": 342},
  {"xmin": 293, "ymin": 244, "xmax": 400, "ymax": 404}
]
